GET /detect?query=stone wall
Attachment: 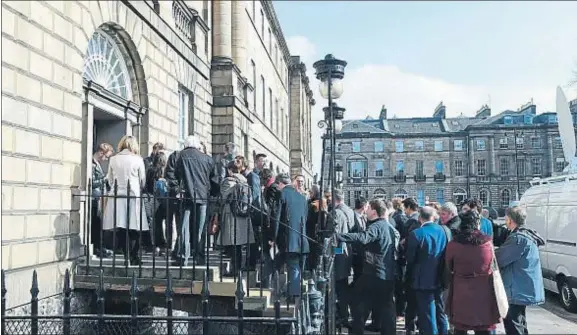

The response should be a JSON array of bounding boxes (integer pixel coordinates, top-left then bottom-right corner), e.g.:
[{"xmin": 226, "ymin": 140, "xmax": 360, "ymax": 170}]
[{"xmin": 1, "ymin": 0, "xmax": 212, "ymax": 308}]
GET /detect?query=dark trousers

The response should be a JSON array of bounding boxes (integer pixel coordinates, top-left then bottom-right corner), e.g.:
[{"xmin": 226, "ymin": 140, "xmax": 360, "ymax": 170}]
[
  {"xmin": 455, "ymin": 330, "xmax": 491, "ymax": 335},
  {"xmin": 116, "ymin": 228, "xmax": 140, "ymax": 261},
  {"xmin": 395, "ymin": 262, "xmax": 407, "ymax": 317},
  {"xmin": 91, "ymin": 200, "xmax": 112, "ymax": 252},
  {"xmin": 405, "ymin": 286, "xmax": 418, "ymax": 332},
  {"xmin": 152, "ymin": 202, "xmax": 173, "ymax": 249},
  {"xmin": 225, "ymin": 245, "xmax": 244, "ymax": 273},
  {"xmin": 351, "ymin": 275, "xmax": 396, "ymax": 335},
  {"xmin": 415, "ymin": 289, "xmax": 449, "ymax": 335},
  {"xmin": 261, "ymin": 251, "xmax": 306, "ymax": 296},
  {"xmin": 335, "ymin": 278, "xmax": 350, "ymax": 324},
  {"xmin": 248, "ymin": 215, "xmax": 262, "ymax": 269},
  {"xmin": 504, "ymin": 304, "xmax": 528, "ymax": 335}
]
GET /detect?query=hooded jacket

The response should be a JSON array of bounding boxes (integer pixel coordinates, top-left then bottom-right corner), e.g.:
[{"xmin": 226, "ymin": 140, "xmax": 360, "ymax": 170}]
[{"xmin": 495, "ymin": 227, "xmax": 545, "ymax": 306}]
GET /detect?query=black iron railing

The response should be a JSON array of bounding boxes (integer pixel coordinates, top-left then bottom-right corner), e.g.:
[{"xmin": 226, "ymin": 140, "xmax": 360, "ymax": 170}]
[{"xmin": 2, "ymin": 178, "xmax": 335, "ymax": 335}]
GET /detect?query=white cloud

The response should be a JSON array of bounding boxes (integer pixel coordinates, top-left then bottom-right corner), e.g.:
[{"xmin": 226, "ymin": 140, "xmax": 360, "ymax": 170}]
[{"xmin": 286, "ymin": 36, "xmax": 564, "ymax": 176}]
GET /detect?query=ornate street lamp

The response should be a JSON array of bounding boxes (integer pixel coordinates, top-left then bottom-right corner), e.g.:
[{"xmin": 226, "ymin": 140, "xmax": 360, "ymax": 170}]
[{"xmin": 313, "ymin": 54, "xmax": 346, "ymax": 335}]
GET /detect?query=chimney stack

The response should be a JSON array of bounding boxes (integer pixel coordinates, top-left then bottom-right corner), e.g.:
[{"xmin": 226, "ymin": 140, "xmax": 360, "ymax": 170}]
[
  {"xmin": 475, "ymin": 104, "xmax": 491, "ymax": 118},
  {"xmin": 379, "ymin": 105, "xmax": 387, "ymax": 120},
  {"xmin": 433, "ymin": 101, "xmax": 446, "ymax": 119}
]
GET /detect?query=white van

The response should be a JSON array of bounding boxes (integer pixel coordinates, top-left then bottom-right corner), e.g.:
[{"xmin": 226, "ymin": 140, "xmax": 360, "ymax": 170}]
[{"xmin": 519, "ymin": 174, "xmax": 577, "ymax": 312}]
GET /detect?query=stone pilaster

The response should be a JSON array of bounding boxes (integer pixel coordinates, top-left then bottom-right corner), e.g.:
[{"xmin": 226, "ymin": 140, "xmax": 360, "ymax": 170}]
[
  {"xmin": 212, "ymin": 1, "xmax": 232, "ymax": 59},
  {"xmin": 489, "ymin": 136, "xmax": 495, "ymax": 174},
  {"xmin": 231, "ymin": 1, "xmax": 248, "ymax": 75}
]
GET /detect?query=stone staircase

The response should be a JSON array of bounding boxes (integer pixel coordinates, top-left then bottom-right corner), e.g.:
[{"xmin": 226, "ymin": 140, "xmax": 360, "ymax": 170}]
[{"xmin": 74, "ymin": 248, "xmax": 296, "ymax": 316}]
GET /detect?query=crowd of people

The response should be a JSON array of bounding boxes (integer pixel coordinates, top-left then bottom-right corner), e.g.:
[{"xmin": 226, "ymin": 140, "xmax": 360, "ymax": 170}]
[{"xmin": 89, "ymin": 134, "xmax": 546, "ymax": 335}]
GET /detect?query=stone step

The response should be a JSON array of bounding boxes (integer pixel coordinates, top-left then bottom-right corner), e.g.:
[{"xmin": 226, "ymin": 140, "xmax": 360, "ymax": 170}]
[
  {"xmin": 73, "ymin": 274, "xmax": 274, "ymax": 306},
  {"xmin": 76, "ymin": 262, "xmax": 218, "ymax": 281}
]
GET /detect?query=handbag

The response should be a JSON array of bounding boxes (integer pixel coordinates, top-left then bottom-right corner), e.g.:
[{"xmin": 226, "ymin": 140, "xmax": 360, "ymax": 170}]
[
  {"xmin": 208, "ymin": 214, "xmax": 220, "ymax": 235},
  {"xmin": 490, "ymin": 247, "xmax": 509, "ymax": 318}
]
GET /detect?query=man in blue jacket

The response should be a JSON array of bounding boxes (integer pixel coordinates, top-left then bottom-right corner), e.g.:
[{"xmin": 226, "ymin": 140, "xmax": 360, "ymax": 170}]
[
  {"xmin": 461, "ymin": 198, "xmax": 493, "ymax": 238},
  {"xmin": 406, "ymin": 206, "xmax": 450, "ymax": 335},
  {"xmin": 272, "ymin": 174, "xmax": 309, "ymax": 301},
  {"xmin": 336, "ymin": 198, "xmax": 399, "ymax": 335},
  {"xmin": 496, "ymin": 206, "xmax": 545, "ymax": 335}
]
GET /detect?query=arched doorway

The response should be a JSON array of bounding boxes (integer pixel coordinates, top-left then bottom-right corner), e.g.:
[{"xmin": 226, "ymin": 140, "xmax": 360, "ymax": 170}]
[
  {"xmin": 453, "ymin": 188, "xmax": 467, "ymax": 205},
  {"xmin": 373, "ymin": 188, "xmax": 387, "ymax": 199},
  {"xmin": 81, "ymin": 26, "xmax": 147, "ymax": 186},
  {"xmin": 394, "ymin": 189, "xmax": 408, "ymax": 199}
]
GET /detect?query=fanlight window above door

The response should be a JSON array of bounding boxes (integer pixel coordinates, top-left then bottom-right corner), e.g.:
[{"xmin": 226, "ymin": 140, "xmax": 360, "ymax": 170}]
[{"xmin": 83, "ymin": 30, "xmax": 133, "ymax": 100}]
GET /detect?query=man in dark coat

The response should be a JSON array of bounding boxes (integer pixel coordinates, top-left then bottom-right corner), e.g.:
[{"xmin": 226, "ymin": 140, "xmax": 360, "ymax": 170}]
[
  {"xmin": 336, "ymin": 198, "xmax": 399, "ymax": 335},
  {"xmin": 91, "ymin": 143, "xmax": 114, "ymax": 258},
  {"xmin": 351, "ymin": 197, "xmax": 368, "ymax": 283},
  {"xmin": 174, "ymin": 135, "xmax": 218, "ymax": 266},
  {"xmin": 439, "ymin": 202, "xmax": 461, "ymax": 238},
  {"xmin": 401, "ymin": 197, "xmax": 421, "ymax": 334},
  {"xmin": 390, "ymin": 197, "xmax": 408, "ymax": 324},
  {"xmin": 328, "ymin": 189, "xmax": 356, "ymax": 328},
  {"xmin": 164, "ymin": 149, "xmax": 181, "ymax": 260},
  {"xmin": 406, "ymin": 206, "xmax": 450, "ymax": 335},
  {"xmin": 271, "ymin": 173, "xmax": 309, "ymax": 300},
  {"xmin": 245, "ymin": 153, "xmax": 267, "ymax": 269}
]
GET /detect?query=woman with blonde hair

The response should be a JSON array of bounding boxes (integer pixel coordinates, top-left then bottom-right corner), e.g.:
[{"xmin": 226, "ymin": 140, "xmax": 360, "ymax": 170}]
[{"xmin": 102, "ymin": 135, "xmax": 148, "ymax": 265}]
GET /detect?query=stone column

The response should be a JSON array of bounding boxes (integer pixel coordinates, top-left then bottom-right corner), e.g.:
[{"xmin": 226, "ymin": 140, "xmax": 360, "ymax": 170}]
[
  {"xmin": 547, "ymin": 134, "xmax": 554, "ymax": 175},
  {"xmin": 231, "ymin": 1, "xmax": 248, "ymax": 74},
  {"xmin": 212, "ymin": 1, "xmax": 232, "ymax": 59},
  {"xmin": 488, "ymin": 136, "xmax": 495, "ymax": 174},
  {"xmin": 469, "ymin": 138, "xmax": 475, "ymax": 175}
]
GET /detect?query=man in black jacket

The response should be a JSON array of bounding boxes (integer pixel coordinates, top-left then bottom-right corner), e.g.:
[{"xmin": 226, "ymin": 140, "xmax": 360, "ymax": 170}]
[
  {"xmin": 174, "ymin": 135, "xmax": 218, "ymax": 266},
  {"xmin": 164, "ymin": 149, "xmax": 180, "ymax": 259},
  {"xmin": 390, "ymin": 198, "xmax": 408, "ymax": 324},
  {"xmin": 336, "ymin": 198, "xmax": 399, "ymax": 335},
  {"xmin": 401, "ymin": 197, "xmax": 420, "ymax": 335},
  {"xmin": 245, "ymin": 153, "xmax": 267, "ymax": 269}
]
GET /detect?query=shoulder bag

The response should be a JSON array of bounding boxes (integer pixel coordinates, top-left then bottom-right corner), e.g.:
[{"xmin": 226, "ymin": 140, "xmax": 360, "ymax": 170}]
[{"xmin": 490, "ymin": 246, "xmax": 509, "ymax": 319}]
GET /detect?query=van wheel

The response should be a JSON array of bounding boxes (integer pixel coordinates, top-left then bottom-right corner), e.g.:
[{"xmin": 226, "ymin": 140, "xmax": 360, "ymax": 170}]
[{"xmin": 559, "ymin": 279, "xmax": 577, "ymax": 312}]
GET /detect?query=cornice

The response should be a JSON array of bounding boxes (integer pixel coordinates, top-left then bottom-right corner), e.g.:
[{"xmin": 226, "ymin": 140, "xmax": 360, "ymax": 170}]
[{"xmin": 261, "ymin": 1, "xmax": 291, "ymax": 63}]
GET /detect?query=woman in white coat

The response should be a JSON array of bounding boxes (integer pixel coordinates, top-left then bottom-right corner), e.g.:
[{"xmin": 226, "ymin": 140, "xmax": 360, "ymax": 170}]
[{"xmin": 102, "ymin": 135, "xmax": 148, "ymax": 265}]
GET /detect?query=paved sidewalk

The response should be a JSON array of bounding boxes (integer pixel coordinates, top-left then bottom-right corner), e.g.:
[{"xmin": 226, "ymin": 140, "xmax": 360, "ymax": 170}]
[{"xmin": 495, "ymin": 305, "xmax": 577, "ymax": 334}]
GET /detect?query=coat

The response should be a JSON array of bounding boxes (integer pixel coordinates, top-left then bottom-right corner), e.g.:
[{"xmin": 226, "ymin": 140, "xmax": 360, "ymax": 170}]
[
  {"xmin": 216, "ymin": 173, "xmax": 255, "ymax": 246},
  {"xmin": 406, "ymin": 221, "xmax": 450, "ymax": 290},
  {"xmin": 273, "ymin": 185, "xmax": 309, "ymax": 254},
  {"xmin": 445, "ymin": 233, "xmax": 500, "ymax": 330},
  {"xmin": 496, "ymin": 227, "xmax": 545, "ymax": 306},
  {"xmin": 338, "ymin": 218, "xmax": 399, "ymax": 281},
  {"xmin": 102, "ymin": 150, "xmax": 148, "ymax": 231},
  {"xmin": 175, "ymin": 147, "xmax": 217, "ymax": 204},
  {"xmin": 331, "ymin": 203, "xmax": 356, "ymax": 280}
]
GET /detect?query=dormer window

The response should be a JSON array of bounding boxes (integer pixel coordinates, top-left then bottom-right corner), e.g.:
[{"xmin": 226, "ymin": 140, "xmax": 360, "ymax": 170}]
[
  {"xmin": 504, "ymin": 116, "xmax": 513, "ymax": 125},
  {"xmin": 352, "ymin": 124, "xmax": 358, "ymax": 129}
]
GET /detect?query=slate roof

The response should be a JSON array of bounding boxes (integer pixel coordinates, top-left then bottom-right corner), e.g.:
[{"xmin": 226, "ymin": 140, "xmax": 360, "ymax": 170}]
[{"xmin": 341, "ymin": 103, "xmax": 577, "ymax": 136}]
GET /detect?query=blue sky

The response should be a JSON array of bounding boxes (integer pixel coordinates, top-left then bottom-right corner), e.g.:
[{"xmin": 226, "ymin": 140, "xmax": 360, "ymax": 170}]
[{"xmin": 274, "ymin": 1, "xmax": 577, "ymax": 172}]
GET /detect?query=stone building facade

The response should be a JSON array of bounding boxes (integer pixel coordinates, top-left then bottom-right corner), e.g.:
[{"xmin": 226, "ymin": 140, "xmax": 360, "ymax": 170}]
[
  {"xmin": 289, "ymin": 56, "xmax": 315, "ymax": 187},
  {"xmin": 1, "ymin": 0, "xmax": 314, "ymax": 309},
  {"xmin": 324, "ymin": 100, "xmax": 577, "ymax": 211}
]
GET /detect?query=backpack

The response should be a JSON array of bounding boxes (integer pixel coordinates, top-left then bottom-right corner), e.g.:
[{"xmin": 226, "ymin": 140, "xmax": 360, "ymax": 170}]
[
  {"xmin": 154, "ymin": 179, "xmax": 168, "ymax": 198},
  {"xmin": 228, "ymin": 178, "xmax": 251, "ymax": 218}
]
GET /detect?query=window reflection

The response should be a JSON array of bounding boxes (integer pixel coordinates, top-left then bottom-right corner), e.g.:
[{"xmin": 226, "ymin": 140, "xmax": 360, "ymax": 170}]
[{"xmin": 348, "ymin": 160, "xmax": 368, "ymax": 178}]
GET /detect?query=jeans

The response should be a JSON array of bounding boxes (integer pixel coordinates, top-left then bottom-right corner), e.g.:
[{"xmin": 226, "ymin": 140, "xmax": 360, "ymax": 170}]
[
  {"xmin": 174, "ymin": 202, "xmax": 207, "ymax": 265},
  {"xmin": 415, "ymin": 289, "xmax": 449, "ymax": 335},
  {"xmin": 504, "ymin": 304, "xmax": 528, "ymax": 335},
  {"xmin": 351, "ymin": 275, "xmax": 396, "ymax": 335},
  {"xmin": 263, "ymin": 252, "xmax": 306, "ymax": 297}
]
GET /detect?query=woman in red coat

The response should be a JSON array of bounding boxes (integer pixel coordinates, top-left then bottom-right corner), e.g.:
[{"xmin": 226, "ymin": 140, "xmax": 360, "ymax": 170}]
[{"xmin": 445, "ymin": 211, "xmax": 501, "ymax": 335}]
